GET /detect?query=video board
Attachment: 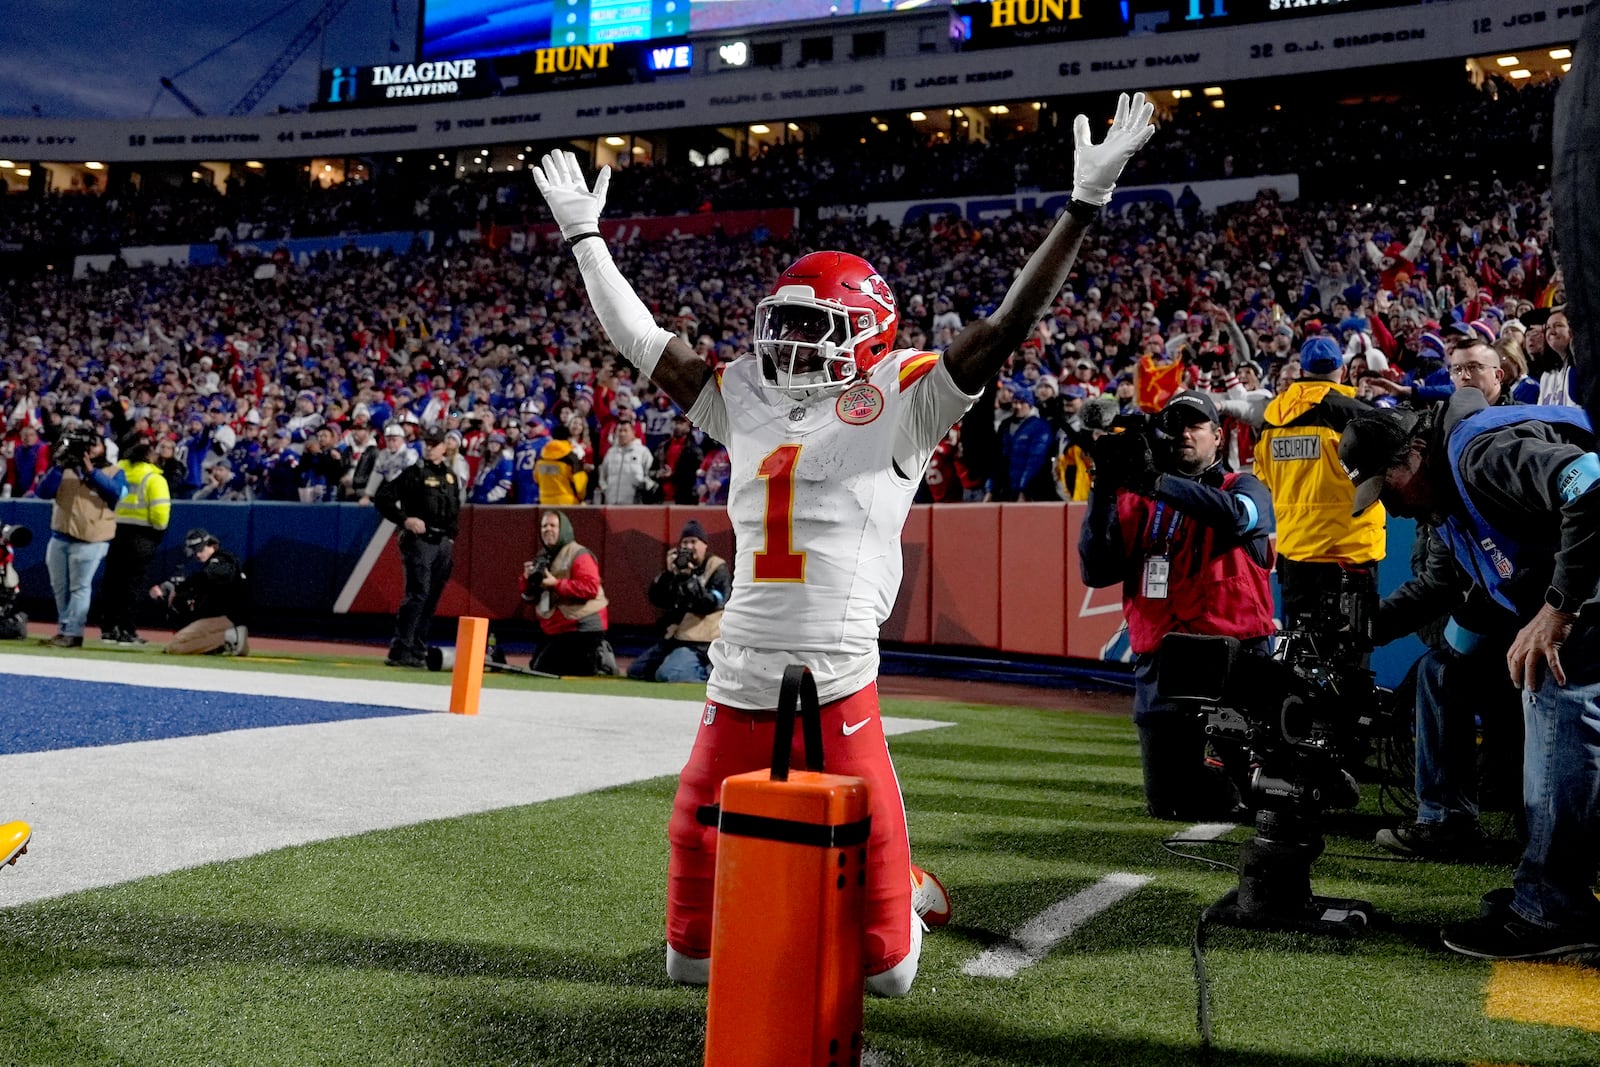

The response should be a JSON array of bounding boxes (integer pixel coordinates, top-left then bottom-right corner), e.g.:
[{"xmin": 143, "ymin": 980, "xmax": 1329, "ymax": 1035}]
[
  {"xmin": 419, "ymin": 0, "xmax": 935, "ymax": 59},
  {"xmin": 418, "ymin": 0, "xmax": 1444, "ymax": 63}
]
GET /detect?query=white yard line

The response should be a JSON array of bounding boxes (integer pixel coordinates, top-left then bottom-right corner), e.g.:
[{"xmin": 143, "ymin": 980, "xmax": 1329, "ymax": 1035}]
[
  {"xmin": 1168, "ymin": 822, "xmax": 1237, "ymax": 842},
  {"xmin": 0, "ymin": 657, "xmax": 951, "ymax": 905},
  {"xmin": 962, "ymin": 872, "xmax": 1152, "ymax": 979}
]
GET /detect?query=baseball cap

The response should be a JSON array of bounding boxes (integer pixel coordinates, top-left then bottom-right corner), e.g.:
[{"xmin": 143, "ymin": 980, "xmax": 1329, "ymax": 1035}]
[
  {"xmin": 423, "ymin": 425, "xmax": 448, "ymax": 446},
  {"xmin": 1159, "ymin": 389, "xmax": 1218, "ymax": 431},
  {"xmin": 383, "ymin": 422, "xmax": 406, "ymax": 439},
  {"xmin": 1299, "ymin": 336, "xmax": 1343, "ymax": 374},
  {"xmin": 1012, "ymin": 387, "xmax": 1036, "ymax": 408},
  {"xmin": 1338, "ymin": 408, "xmax": 1421, "ymax": 516},
  {"xmin": 1063, "ymin": 384, "xmax": 1088, "ymax": 400},
  {"xmin": 183, "ymin": 528, "xmax": 217, "ymax": 556}
]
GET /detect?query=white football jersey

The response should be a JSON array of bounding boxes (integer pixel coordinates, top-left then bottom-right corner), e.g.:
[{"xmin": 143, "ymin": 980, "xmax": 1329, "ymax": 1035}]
[{"xmin": 687, "ymin": 349, "xmax": 978, "ymax": 705}]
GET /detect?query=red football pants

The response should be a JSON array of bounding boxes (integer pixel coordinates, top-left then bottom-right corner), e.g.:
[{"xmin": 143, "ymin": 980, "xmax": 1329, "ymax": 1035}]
[{"xmin": 666, "ymin": 682, "xmax": 914, "ymax": 976}]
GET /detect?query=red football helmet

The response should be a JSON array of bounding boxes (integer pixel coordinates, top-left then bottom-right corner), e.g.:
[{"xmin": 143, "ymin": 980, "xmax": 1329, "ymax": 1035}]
[{"xmin": 754, "ymin": 251, "xmax": 899, "ymax": 395}]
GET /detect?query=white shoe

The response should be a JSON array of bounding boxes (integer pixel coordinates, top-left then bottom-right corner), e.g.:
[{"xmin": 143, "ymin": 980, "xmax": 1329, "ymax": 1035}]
[
  {"xmin": 911, "ymin": 864, "xmax": 951, "ymax": 927},
  {"xmin": 666, "ymin": 945, "xmax": 710, "ymax": 986}
]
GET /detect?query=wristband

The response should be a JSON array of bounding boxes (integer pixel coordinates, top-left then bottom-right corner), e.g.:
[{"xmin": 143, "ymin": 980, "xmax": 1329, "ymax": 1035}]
[
  {"xmin": 564, "ymin": 231, "xmax": 604, "ymax": 248},
  {"xmin": 1066, "ymin": 198, "xmax": 1102, "ymax": 222}
]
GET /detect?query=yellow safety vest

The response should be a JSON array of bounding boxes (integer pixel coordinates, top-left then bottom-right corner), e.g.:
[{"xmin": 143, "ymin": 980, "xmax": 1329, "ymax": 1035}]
[
  {"xmin": 115, "ymin": 461, "xmax": 172, "ymax": 530},
  {"xmin": 1254, "ymin": 381, "xmax": 1385, "ymax": 564}
]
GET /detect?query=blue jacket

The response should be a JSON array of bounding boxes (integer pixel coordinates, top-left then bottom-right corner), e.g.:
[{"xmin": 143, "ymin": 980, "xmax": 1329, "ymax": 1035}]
[{"xmin": 995, "ymin": 414, "xmax": 1055, "ymax": 501}]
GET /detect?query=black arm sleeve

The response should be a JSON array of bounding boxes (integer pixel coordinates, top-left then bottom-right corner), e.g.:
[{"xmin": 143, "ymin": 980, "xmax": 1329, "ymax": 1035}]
[
  {"xmin": 374, "ymin": 469, "xmax": 407, "ymax": 526},
  {"xmin": 688, "ymin": 563, "xmax": 731, "ymax": 616},
  {"xmin": 1077, "ymin": 486, "xmax": 1129, "ymax": 589},
  {"xmin": 1375, "ymin": 524, "xmax": 1465, "ymax": 644},
  {"xmin": 1461, "ymin": 429, "xmax": 1600, "ymax": 607},
  {"xmin": 1149, "ymin": 471, "xmax": 1275, "ymax": 570}
]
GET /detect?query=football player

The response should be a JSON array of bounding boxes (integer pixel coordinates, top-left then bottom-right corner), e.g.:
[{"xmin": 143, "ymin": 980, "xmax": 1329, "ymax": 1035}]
[{"xmin": 534, "ymin": 91, "xmax": 1156, "ymax": 997}]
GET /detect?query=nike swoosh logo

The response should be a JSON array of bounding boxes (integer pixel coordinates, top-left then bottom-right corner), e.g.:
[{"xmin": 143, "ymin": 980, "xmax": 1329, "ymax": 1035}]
[{"xmin": 842, "ymin": 719, "xmax": 872, "ymax": 736}]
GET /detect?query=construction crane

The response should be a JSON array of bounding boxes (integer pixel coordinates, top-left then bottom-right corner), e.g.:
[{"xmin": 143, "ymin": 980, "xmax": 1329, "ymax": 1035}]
[{"xmin": 155, "ymin": 0, "xmax": 367, "ymax": 118}]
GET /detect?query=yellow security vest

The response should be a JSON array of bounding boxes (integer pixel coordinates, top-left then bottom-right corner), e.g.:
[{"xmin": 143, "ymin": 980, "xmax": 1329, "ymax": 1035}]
[
  {"xmin": 115, "ymin": 461, "xmax": 172, "ymax": 531},
  {"xmin": 534, "ymin": 439, "xmax": 589, "ymax": 506},
  {"xmin": 1254, "ymin": 381, "xmax": 1385, "ymax": 564}
]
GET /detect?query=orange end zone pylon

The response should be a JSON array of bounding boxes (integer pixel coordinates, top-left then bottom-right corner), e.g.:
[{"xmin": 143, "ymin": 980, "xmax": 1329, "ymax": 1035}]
[
  {"xmin": 448, "ymin": 616, "xmax": 489, "ymax": 715},
  {"xmin": 703, "ymin": 665, "xmax": 871, "ymax": 1067}
]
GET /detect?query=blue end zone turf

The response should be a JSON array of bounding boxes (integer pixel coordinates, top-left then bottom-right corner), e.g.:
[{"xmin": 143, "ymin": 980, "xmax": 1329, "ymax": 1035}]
[{"xmin": 0, "ymin": 676, "xmax": 424, "ymax": 755}]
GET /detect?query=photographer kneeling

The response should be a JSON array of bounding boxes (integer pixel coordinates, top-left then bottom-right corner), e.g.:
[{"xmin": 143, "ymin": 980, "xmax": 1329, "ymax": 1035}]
[
  {"xmin": 522, "ymin": 510, "xmax": 611, "ymax": 676},
  {"xmin": 150, "ymin": 529, "xmax": 249, "ymax": 656},
  {"xmin": 1078, "ymin": 390, "xmax": 1277, "ymax": 821},
  {"xmin": 628, "ymin": 521, "xmax": 731, "ymax": 683}
]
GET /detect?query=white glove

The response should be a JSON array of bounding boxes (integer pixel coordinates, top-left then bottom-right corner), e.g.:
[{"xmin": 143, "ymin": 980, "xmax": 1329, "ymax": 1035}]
[
  {"xmin": 1071, "ymin": 91, "xmax": 1157, "ymax": 207},
  {"xmin": 531, "ymin": 150, "xmax": 611, "ymax": 241}
]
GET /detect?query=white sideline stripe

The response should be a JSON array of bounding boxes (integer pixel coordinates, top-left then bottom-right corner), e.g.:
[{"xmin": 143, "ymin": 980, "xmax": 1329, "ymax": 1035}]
[
  {"xmin": 333, "ymin": 519, "xmax": 395, "ymax": 614},
  {"xmin": 1169, "ymin": 822, "xmax": 1236, "ymax": 842},
  {"xmin": 962, "ymin": 873, "xmax": 1151, "ymax": 979},
  {"xmin": 0, "ymin": 657, "xmax": 951, "ymax": 905}
]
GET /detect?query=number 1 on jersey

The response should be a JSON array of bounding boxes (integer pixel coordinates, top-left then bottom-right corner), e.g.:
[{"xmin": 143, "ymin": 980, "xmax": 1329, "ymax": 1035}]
[{"xmin": 754, "ymin": 443, "xmax": 806, "ymax": 582}]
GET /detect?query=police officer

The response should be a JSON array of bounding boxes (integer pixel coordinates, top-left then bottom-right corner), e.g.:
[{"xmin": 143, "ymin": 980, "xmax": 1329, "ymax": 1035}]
[
  {"xmin": 1252, "ymin": 335, "xmax": 1382, "ymax": 633},
  {"xmin": 376, "ymin": 425, "xmax": 461, "ymax": 668},
  {"xmin": 1079, "ymin": 390, "xmax": 1276, "ymax": 821},
  {"xmin": 1341, "ymin": 390, "xmax": 1600, "ymax": 959}
]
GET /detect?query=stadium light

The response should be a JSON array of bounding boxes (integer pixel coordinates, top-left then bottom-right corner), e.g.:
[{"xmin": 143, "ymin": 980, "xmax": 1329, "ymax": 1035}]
[
  {"xmin": 15, "ymin": 168, "xmax": 30, "ymax": 177},
  {"xmin": 1496, "ymin": 56, "xmax": 1519, "ymax": 67},
  {"xmin": 1510, "ymin": 69, "xmax": 1532, "ymax": 80},
  {"xmin": 875, "ymin": 122, "xmax": 889, "ymax": 132},
  {"xmin": 1563, "ymin": 63, "xmax": 1573, "ymax": 72},
  {"xmin": 1203, "ymin": 86, "xmax": 1223, "ymax": 96},
  {"xmin": 1170, "ymin": 90, "xmax": 1183, "ymax": 100},
  {"xmin": 988, "ymin": 105, "xmax": 1009, "ymax": 115},
  {"xmin": 1551, "ymin": 48, "xmax": 1573, "ymax": 60},
  {"xmin": 910, "ymin": 111, "xmax": 926, "ymax": 121},
  {"xmin": 632, "ymin": 145, "xmax": 645, "ymax": 154},
  {"xmin": 245, "ymin": 160, "xmax": 264, "ymax": 169},
  {"xmin": 786, "ymin": 123, "xmax": 799, "ymax": 131},
  {"xmin": 605, "ymin": 135, "xmax": 627, "ymax": 145},
  {"xmin": 0, "ymin": 160, "xmax": 12, "ymax": 168},
  {"xmin": 1032, "ymin": 101, "xmax": 1043, "ymax": 109},
  {"xmin": 1211, "ymin": 99, "xmax": 1225, "ymax": 108},
  {"xmin": 748, "ymin": 124, "xmax": 769, "ymax": 135},
  {"xmin": 83, "ymin": 161, "xmax": 104, "ymax": 170},
  {"xmin": 1398, "ymin": 179, "xmax": 1407, "ymax": 185}
]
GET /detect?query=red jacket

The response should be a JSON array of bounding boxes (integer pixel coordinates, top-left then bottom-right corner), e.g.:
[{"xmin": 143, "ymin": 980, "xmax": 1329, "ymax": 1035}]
[
  {"xmin": 521, "ymin": 548, "xmax": 609, "ymax": 636},
  {"xmin": 1114, "ymin": 473, "xmax": 1275, "ymax": 655}
]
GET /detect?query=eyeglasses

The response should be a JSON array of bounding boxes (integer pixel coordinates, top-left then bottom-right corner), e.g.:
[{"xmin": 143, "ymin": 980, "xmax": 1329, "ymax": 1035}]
[{"xmin": 1448, "ymin": 362, "xmax": 1497, "ymax": 379}]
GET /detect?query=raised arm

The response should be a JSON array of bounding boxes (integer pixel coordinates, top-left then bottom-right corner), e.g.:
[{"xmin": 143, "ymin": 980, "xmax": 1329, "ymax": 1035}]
[
  {"xmin": 942, "ymin": 92, "xmax": 1155, "ymax": 394},
  {"xmin": 531, "ymin": 151, "xmax": 711, "ymax": 411}
]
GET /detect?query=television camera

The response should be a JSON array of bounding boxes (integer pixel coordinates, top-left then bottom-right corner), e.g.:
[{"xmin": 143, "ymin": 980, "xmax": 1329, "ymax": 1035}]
[
  {"xmin": 0, "ymin": 523, "xmax": 32, "ymax": 640},
  {"xmin": 1158, "ymin": 572, "xmax": 1399, "ymax": 935}
]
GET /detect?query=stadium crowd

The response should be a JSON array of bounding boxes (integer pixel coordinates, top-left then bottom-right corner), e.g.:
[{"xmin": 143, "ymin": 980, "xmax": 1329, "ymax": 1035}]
[
  {"xmin": 0, "ymin": 79, "xmax": 1556, "ymax": 253},
  {"xmin": 0, "ymin": 76, "xmax": 1574, "ymax": 513}
]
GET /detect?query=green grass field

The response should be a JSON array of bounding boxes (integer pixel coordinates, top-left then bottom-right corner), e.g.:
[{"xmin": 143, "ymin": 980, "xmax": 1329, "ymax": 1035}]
[{"xmin": 0, "ymin": 651, "xmax": 1596, "ymax": 1065}]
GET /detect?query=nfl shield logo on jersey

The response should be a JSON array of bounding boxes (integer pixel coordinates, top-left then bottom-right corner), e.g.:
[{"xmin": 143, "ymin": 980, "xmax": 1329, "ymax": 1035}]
[
  {"xmin": 1480, "ymin": 537, "xmax": 1514, "ymax": 579},
  {"xmin": 835, "ymin": 383, "xmax": 884, "ymax": 426}
]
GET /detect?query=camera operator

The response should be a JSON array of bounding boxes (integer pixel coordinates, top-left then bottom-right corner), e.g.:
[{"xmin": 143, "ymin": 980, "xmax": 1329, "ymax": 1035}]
[
  {"xmin": 1362, "ymin": 334, "xmax": 1529, "ymax": 860},
  {"xmin": 1340, "ymin": 390, "xmax": 1600, "ymax": 959},
  {"xmin": 522, "ymin": 510, "xmax": 610, "ymax": 676},
  {"xmin": 1078, "ymin": 390, "xmax": 1276, "ymax": 821},
  {"xmin": 149, "ymin": 529, "xmax": 249, "ymax": 655},
  {"xmin": 628, "ymin": 521, "xmax": 731, "ymax": 683},
  {"xmin": 34, "ymin": 425, "xmax": 128, "ymax": 648},
  {"xmin": 375, "ymin": 426, "xmax": 460, "ymax": 668},
  {"xmin": 1246, "ymin": 337, "xmax": 1384, "ymax": 633},
  {"xmin": 99, "ymin": 433, "xmax": 171, "ymax": 646}
]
